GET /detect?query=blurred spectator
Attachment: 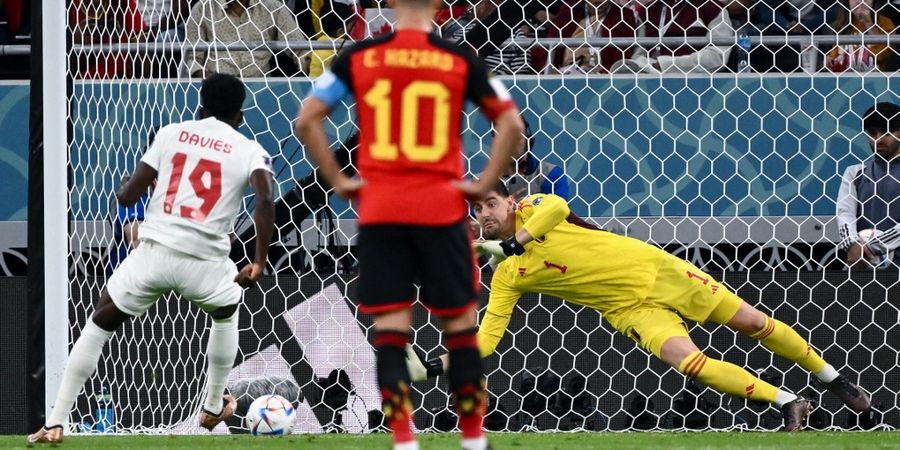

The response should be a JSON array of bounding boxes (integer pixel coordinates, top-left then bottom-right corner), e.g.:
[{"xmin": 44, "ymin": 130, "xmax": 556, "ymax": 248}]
[
  {"xmin": 135, "ymin": 0, "xmax": 191, "ymax": 42},
  {"xmin": 884, "ymin": 0, "xmax": 900, "ymax": 25},
  {"xmin": 758, "ymin": 0, "xmax": 837, "ymax": 35},
  {"xmin": 751, "ymin": 0, "xmax": 838, "ymax": 72},
  {"xmin": 502, "ymin": 120, "xmax": 570, "ymax": 201},
  {"xmin": 620, "ymin": 0, "xmax": 733, "ymax": 74},
  {"xmin": 0, "ymin": 0, "xmax": 30, "ymax": 79},
  {"xmin": 435, "ymin": 0, "xmax": 469, "ymax": 35},
  {"xmin": 69, "ymin": 0, "xmax": 149, "ymax": 79},
  {"xmin": 308, "ymin": 1, "xmax": 354, "ymax": 78},
  {"xmin": 295, "ymin": 0, "xmax": 370, "ymax": 38},
  {"xmin": 556, "ymin": 0, "xmax": 642, "ymax": 73},
  {"xmin": 1, "ymin": 0, "xmax": 27, "ymax": 42},
  {"xmin": 444, "ymin": 0, "xmax": 530, "ymax": 75},
  {"xmin": 836, "ymin": 102, "xmax": 900, "ymax": 267},
  {"xmin": 444, "ymin": 0, "xmax": 548, "ymax": 74},
  {"xmin": 724, "ymin": 0, "xmax": 762, "ymax": 69},
  {"xmin": 185, "ymin": 0, "xmax": 309, "ymax": 78},
  {"xmin": 825, "ymin": 0, "xmax": 899, "ymax": 72},
  {"xmin": 725, "ymin": 0, "xmax": 799, "ymax": 72}
]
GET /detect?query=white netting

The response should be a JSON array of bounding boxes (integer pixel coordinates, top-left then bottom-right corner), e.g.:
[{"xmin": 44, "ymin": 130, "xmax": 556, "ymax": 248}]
[{"xmin": 63, "ymin": 0, "xmax": 899, "ymax": 434}]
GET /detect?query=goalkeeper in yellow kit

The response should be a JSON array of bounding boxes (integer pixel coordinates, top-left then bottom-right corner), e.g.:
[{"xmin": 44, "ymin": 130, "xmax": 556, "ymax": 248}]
[{"xmin": 407, "ymin": 181, "xmax": 871, "ymax": 431}]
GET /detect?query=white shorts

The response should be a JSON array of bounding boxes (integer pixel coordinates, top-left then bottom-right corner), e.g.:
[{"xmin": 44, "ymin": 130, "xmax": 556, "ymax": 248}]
[{"xmin": 106, "ymin": 240, "xmax": 242, "ymax": 316}]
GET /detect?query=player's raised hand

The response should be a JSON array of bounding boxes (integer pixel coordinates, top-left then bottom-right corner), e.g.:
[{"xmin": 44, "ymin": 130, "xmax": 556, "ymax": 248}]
[
  {"xmin": 331, "ymin": 175, "xmax": 364, "ymax": 199},
  {"xmin": 234, "ymin": 262, "xmax": 264, "ymax": 288}
]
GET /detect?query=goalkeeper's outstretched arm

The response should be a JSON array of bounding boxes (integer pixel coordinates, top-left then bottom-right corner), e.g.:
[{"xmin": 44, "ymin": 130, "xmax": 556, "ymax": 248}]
[{"xmin": 407, "ymin": 271, "xmax": 522, "ymax": 382}]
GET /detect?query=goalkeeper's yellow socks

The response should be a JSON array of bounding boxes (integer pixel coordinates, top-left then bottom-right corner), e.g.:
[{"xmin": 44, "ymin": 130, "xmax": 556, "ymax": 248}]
[
  {"xmin": 750, "ymin": 316, "xmax": 837, "ymax": 381},
  {"xmin": 678, "ymin": 351, "xmax": 796, "ymax": 405}
]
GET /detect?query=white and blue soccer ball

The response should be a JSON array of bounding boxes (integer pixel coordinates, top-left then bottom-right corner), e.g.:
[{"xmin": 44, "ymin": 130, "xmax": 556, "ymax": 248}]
[{"xmin": 245, "ymin": 394, "xmax": 296, "ymax": 436}]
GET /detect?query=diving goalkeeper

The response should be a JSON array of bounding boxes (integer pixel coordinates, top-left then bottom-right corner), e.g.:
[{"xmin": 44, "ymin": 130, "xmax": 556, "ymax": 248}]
[{"xmin": 407, "ymin": 182, "xmax": 871, "ymax": 431}]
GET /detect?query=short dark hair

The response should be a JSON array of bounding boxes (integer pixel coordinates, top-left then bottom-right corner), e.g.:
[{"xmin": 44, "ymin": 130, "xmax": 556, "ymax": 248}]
[
  {"xmin": 201, "ymin": 74, "xmax": 246, "ymax": 120},
  {"xmin": 863, "ymin": 102, "xmax": 900, "ymax": 135},
  {"xmin": 492, "ymin": 180, "xmax": 510, "ymax": 198}
]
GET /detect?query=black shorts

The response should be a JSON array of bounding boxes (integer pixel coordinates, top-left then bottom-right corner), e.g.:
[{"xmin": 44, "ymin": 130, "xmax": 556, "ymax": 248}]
[{"xmin": 357, "ymin": 219, "xmax": 479, "ymax": 316}]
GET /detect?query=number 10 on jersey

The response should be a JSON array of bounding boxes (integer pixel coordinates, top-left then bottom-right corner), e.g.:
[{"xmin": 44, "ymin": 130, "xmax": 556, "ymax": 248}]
[{"xmin": 363, "ymin": 79, "xmax": 451, "ymax": 162}]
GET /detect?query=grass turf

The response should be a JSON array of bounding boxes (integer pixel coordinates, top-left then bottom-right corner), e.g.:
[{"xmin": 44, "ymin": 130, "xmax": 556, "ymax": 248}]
[{"xmin": 3, "ymin": 431, "xmax": 900, "ymax": 450}]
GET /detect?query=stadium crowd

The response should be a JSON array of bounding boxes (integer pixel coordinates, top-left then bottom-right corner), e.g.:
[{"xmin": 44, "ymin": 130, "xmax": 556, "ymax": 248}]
[{"xmin": 3, "ymin": 0, "xmax": 900, "ymax": 78}]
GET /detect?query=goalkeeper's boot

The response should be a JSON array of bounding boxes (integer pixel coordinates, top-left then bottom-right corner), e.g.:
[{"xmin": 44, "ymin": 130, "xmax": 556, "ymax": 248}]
[
  {"xmin": 822, "ymin": 375, "xmax": 871, "ymax": 412},
  {"xmin": 198, "ymin": 394, "xmax": 237, "ymax": 431},
  {"xmin": 26, "ymin": 425, "xmax": 63, "ymax": 444},
  {"xmin": 781, "ymin": 397, "xmax": 814, "ymax": 432}
]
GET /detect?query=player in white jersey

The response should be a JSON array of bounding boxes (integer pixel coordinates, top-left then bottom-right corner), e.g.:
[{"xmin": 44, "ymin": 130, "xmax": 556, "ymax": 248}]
[{"xmin": 28, "ymin": 74, "xmax": 276, "ymax": 444}]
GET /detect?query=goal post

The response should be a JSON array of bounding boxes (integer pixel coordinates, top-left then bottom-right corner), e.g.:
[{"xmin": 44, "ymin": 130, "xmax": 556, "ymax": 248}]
[{"xmin": 35, "ymin": 0, "xmax": 70, "ymax": 428}]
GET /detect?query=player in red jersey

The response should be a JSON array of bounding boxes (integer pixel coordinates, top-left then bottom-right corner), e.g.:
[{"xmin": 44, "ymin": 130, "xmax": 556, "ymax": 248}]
[{"xmin": 295, "ymin": 0, "xmax": 522, "ymax": 448}]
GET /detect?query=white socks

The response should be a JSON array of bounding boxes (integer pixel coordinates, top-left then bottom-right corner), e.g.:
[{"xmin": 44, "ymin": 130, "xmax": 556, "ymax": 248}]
[
  {"xmin": 46, "ymin": 320, "xmax": 113, "ymax": 427},
  {"xmin": 461, "ymin": 436, "xmax": 489, "ymax": 450},
  {"xmin": 815, "ymin": 364, "xmax": 840, "ymax": 383},
  {"xmin": 202, "ymin": 311, "xmax": 238, "ymax": 414},
  {"xmin": 393, "ymin": 441, "xmax": 419, "ymax": 450},
  {"xmin": 774, "ymin": 390, "xmax": 799, "ymax": 408}
]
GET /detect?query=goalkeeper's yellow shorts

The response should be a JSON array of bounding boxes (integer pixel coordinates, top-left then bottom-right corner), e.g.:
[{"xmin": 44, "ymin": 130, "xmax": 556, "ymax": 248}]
[{"xmin": 604, "ymin": 256, "xmax": 744, "ymax": 358}]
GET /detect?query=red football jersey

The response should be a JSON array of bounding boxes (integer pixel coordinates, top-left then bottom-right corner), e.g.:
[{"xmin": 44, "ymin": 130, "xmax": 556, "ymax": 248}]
[{"xmin": 329, "ymin": 29, "xmax": 516, "ymax": 225}]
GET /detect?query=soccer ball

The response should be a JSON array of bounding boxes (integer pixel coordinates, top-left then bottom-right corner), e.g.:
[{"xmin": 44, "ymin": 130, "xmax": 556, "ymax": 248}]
[
  {"xmin": 858, "ymin": 229, "xmax": 893, "ymax": 268},
  {"xmin": 245, "ymin": 394, "xmax": 296, "ymax": 436}
]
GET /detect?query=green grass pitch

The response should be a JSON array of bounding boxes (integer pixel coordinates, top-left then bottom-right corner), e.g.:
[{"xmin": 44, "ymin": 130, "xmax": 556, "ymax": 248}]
[{"xmin": 3, "ymin": 431, "xmax": 900, "ymax": 450}]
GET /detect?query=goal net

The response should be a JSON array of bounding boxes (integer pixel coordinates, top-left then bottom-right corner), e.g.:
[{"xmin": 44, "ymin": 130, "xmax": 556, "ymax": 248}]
[{"xmin": 58, "ymin": 0, "xmax": 899, "ymax": 433}]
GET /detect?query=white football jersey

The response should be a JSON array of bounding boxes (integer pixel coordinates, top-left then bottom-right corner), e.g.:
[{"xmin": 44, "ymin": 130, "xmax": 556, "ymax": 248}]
[{"xmin": 139, "ymin": 117, "xmax": 273, "ymax": 260}]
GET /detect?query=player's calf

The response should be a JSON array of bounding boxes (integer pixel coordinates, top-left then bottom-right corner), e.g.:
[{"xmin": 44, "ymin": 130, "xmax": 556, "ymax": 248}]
[
  {"xmin": 672, "ymin": 348, "xmax": 801, "ymax": 414},
  {"xmin": 375, "ymin": 330, "xmax": 417, "ymax": 450},
  {"xmin": 745, "ymin": 315, "xmax": 870, "ymax": 410},
  {"xmin": 446, "ymin": 328, "xmax": 488, "ymax": 450}
]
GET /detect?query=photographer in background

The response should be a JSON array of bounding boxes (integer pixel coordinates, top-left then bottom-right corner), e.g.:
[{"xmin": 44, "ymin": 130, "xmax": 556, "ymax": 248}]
[{"xmin": 836, "ymin": 102, "xmax": 900, "ymax": 267}]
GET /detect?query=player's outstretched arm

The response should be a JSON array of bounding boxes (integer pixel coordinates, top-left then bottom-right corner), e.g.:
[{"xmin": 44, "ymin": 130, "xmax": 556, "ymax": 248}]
[
  {"xmin": 116, "ymin": 162, "xmax": 157, "ymax": 207},
  {"xmin": 235, "ymin": 169, "xmax": 274, "ymax": 288},
  {"xmin": 518, "ymin": 194, "xmax": 570, "ymax": 241},
  {"xmin": 457, "ymin": 109, "xmax": 524, "ymax": 200},
  {"xmin": 406, "ymin": 345, "xmax": 447, "ymax": 382},
  {"xmin": 295, "ymin": 97, "xmax": 362, "ymax": 199},
  {"xmin": 407, "ymin": 273, "xmax": 521, "ymax": 383}
]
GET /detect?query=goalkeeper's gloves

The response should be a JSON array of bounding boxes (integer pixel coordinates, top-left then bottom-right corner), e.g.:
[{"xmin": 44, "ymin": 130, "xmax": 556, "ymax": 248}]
[
  {"xmin": 476, "ymin": 236, "xmax": 526, "ymax": 259},
  {"xmin": 405, "ymin": 344, "xmax": 444, "ymax": 382}
]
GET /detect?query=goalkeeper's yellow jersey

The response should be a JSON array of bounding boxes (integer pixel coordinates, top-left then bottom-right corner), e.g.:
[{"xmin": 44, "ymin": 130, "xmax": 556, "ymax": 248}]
[{"xmin": 477, "ymin": 193, "xmax": 673, "ymax": 357}]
